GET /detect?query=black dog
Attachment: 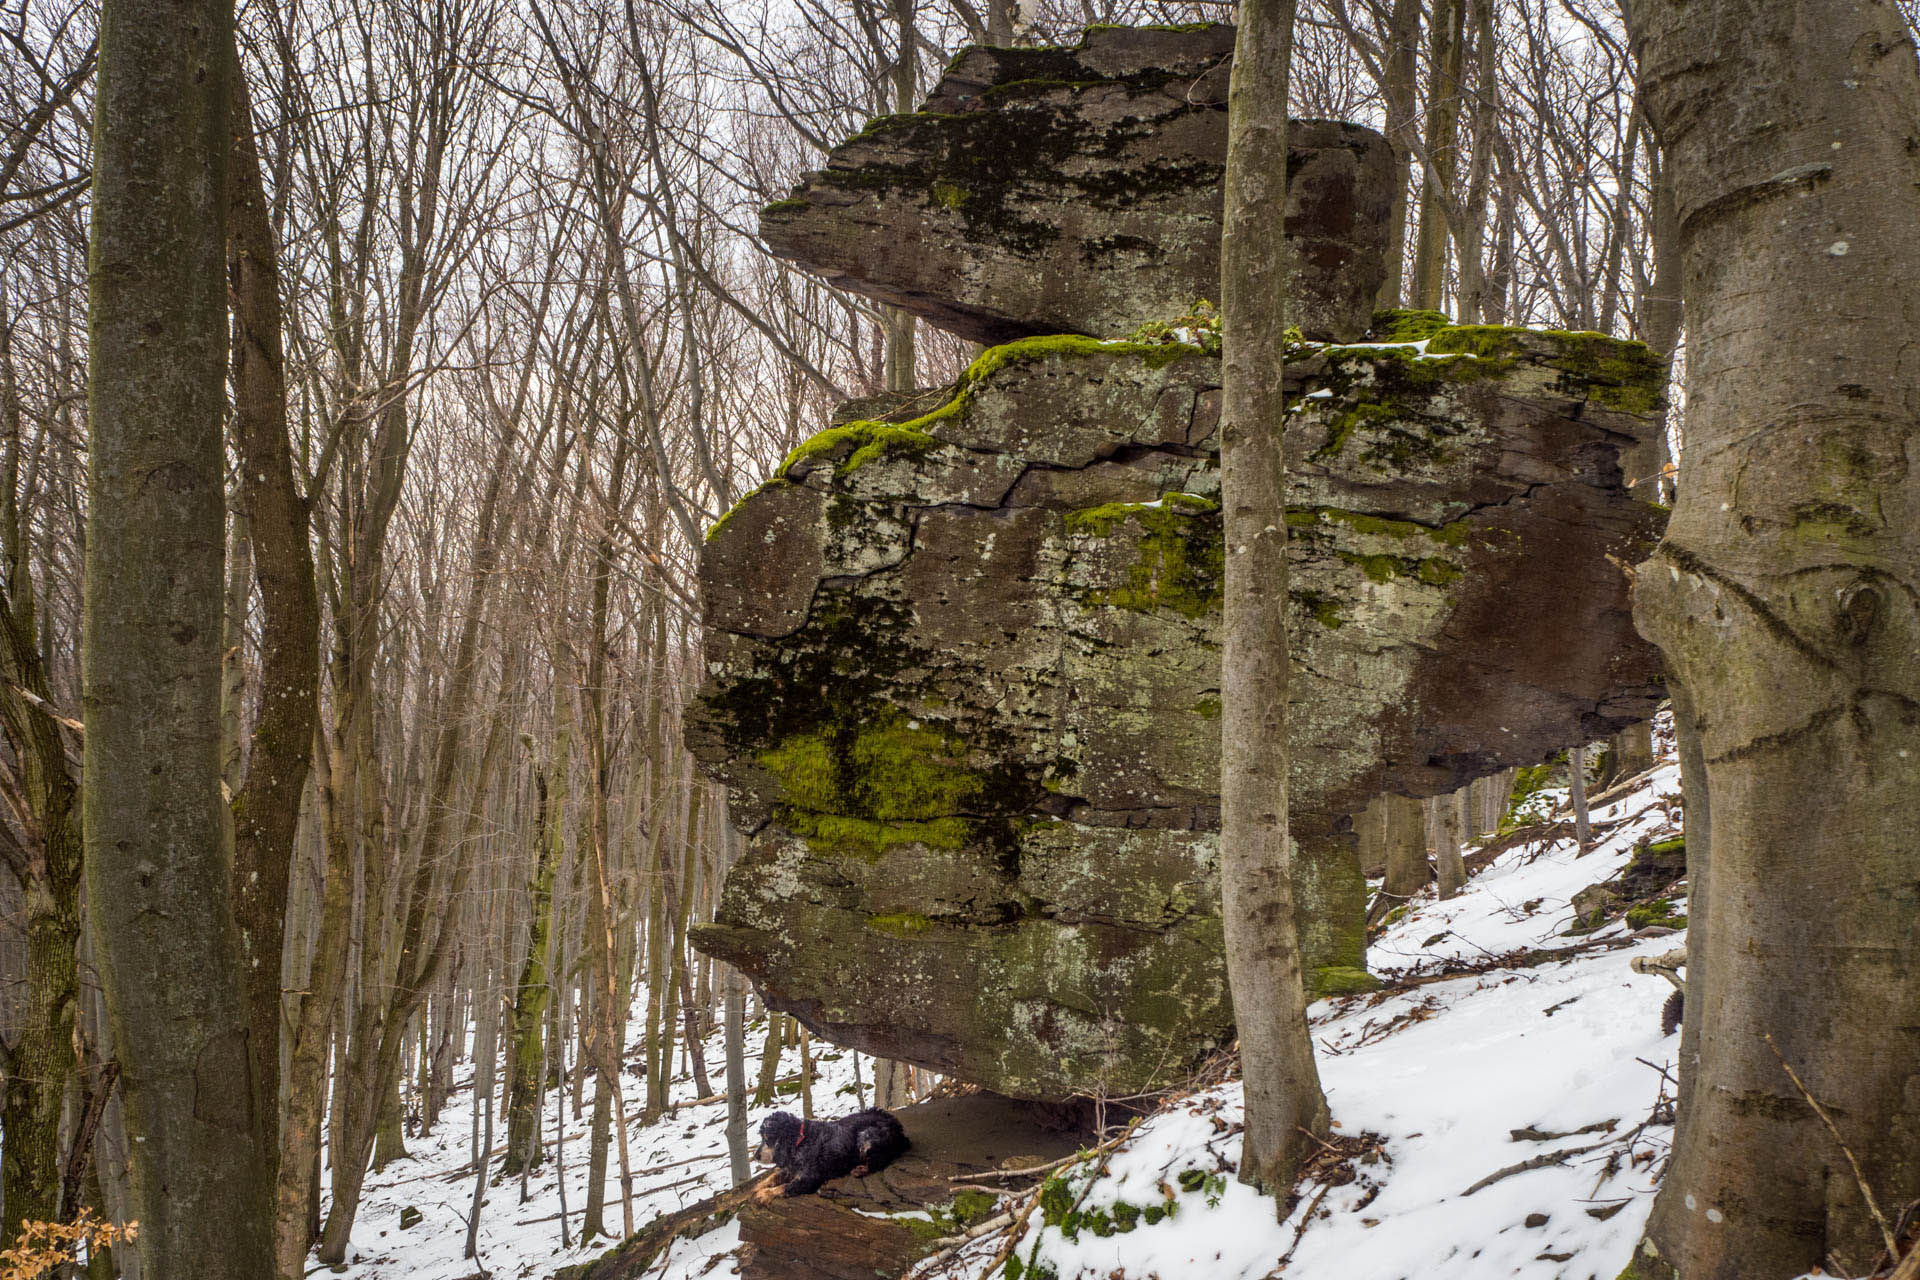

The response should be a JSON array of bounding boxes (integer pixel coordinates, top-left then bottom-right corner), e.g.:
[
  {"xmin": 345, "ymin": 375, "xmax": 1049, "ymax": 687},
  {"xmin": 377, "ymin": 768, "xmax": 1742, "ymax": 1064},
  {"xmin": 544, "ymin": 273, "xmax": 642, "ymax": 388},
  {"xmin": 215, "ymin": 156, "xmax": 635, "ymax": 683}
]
[{"xmin": 753, "ymin": 1107, "xmax": 910, "ymax": 1199}]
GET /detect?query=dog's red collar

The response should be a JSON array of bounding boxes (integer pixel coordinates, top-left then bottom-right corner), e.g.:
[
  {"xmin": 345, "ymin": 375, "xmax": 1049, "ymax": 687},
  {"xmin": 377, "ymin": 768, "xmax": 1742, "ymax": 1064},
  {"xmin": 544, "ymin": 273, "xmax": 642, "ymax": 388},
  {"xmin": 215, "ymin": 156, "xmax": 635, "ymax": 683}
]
[{"xmin": 795, "ymin": 1121, "xmax": 806, "ymax": 1146}]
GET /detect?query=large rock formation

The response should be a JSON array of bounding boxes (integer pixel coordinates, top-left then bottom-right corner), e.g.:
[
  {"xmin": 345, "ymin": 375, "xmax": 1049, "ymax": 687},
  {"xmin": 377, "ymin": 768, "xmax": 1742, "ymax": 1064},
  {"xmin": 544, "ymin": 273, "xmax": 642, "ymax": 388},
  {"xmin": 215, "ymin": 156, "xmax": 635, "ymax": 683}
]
[
  {"xmin": 688, "ymin": 317, "xmax": 1667, "ymax": 1100},
  {"xmin": 759, "ymin": 24, "xmax": 1391, "ymax": 344}
]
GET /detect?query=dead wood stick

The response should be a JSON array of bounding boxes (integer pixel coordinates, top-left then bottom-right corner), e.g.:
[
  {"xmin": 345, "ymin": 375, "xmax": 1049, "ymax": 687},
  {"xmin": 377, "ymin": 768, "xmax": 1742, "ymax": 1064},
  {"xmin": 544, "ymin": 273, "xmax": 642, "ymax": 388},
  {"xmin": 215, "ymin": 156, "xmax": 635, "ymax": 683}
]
[
  {"xmin": 923, "ymin": 1209, "xmax": 1017, "ymax": 1255},
  {"xmin": 949, "ymin": 1125, "xmax": 1138, "ymax": 1184},
  {"xmin": 1462, "ymin": 1138, "xmax": 1612, "ymax": 1196}
]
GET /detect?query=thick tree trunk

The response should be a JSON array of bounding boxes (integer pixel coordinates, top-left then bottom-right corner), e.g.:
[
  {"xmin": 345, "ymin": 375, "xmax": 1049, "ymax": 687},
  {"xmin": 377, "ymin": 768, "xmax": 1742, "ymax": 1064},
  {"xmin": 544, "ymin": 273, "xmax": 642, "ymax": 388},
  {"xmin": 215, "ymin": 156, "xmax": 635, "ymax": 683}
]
[
  {"xmin": 82, "ymin": 1, "xmax": 275, "ymax": 1273},
  {"xmin": 1219, "ymin": 0, "xmax": 1328, "ymax": 1200},
  {"xmin": 1625, "ymin": 3, "xmax": 1920, "ymax": 1275}
]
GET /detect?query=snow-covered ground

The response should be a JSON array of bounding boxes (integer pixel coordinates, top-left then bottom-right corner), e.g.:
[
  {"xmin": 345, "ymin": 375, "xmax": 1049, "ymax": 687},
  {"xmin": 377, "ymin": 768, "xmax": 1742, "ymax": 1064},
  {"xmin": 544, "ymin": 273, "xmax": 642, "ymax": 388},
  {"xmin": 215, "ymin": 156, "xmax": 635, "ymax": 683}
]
[
  {"xmin": 327, "ymin": 731, "xmax": 1686, "ymax": 1280},
  {"xmin": 323, "ymin": 1016, "xmax": 868, "ymax": 1280},
  {"xmin": 933, "ymin": 751, "xmax": 1686, "ymax": 1280}
]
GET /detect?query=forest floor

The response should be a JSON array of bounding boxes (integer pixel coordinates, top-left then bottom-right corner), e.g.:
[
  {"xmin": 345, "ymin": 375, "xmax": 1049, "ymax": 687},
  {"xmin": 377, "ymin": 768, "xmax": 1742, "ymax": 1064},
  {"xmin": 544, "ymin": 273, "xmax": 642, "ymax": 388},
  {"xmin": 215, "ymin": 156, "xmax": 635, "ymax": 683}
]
[{"xmin": 324, "ymin": 727, "xmax": 1685, "ymax": 1280}]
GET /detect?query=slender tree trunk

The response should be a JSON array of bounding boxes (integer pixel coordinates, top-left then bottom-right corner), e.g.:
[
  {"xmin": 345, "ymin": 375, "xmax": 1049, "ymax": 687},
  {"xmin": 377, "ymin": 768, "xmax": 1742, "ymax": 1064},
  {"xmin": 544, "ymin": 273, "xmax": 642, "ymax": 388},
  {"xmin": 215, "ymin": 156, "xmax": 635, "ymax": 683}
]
[
  {"xmin": 1410, "ymin": 0, "xmax": 1464, "ymax": 311},
  {"xmin": 1568, "ymin": 745, "xmax": 1590, "ymax": 849},
  {"xmin": 1430, "ymin": 793, "xmax": 1465, "ymax": 899},
  {"xmin": 1626, "ymin": 3, "xmax": 1920, "ymax": 1275},
  {"xmin": 1219, "ymin": 0, "xmax": 1328, "ymax": 1200},
  {"xmin": 503, "ymin": 767, "xmax": 560, "ymax": 1175},
  {"xmin": 723, "ymin": 963, "xmax": 749, "ymax": 1187},
  {"xmin": 225, "ymin": 33, "xmax": 320, "ymax": 1180},
  {"xmin": 752, "ymin": 1013, "xmax": 786, "ymax": 1108},
  {"xmin": 83, "ymin": 0, "xmax": 274, "ymax": 1272},
  {"xmin": 1373, "ymin": 0, "xmax": 1422, "ymax": 312}
]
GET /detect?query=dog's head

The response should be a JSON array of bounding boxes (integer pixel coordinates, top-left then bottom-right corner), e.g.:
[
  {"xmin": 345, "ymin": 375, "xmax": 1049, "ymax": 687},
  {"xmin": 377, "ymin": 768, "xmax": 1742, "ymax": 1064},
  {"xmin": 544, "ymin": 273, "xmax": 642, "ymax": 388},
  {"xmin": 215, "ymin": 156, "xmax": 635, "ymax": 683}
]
[{"xmin": 755, "ymin": 1110, "xmax": 801, "ymax": 1163}]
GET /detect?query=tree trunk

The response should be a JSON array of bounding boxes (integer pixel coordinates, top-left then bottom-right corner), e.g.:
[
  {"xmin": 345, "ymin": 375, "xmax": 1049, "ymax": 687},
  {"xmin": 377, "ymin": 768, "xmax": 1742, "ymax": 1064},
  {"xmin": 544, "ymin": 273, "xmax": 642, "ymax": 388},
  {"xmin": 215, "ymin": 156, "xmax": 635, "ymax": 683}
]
[
  {"xmin": 82, "ymin": 0, "xmax": 275, "ymax": 1272},
  {"xmin": 723, "ymin": 963, "xmax": 749, "ymax": 1187},
  {"xmin": 1355, "ymin": 797, "xmax": 1387, "ymax": 878},
  {"xmin": 1409, "ymin": 0, "xmax": 1465, "ymax": 311},
  {"xmin": 752, "ymin": 1013, "xmax": 786, "ymax": 1108},
  {"xmin": 1219, "ymin": 0, "xmax": 1328, "ymax": 1201},
  {"xmin": 0, "ymin": 311, "xmax": 83, "ymax": 1246},
  {"xmin": 1373, "ymin": 0, "xmax": 1422, "ymax": 311},
  {"xmin": 1625, "ymin": 2, "xmax": 1920, "ymax": 1275},
  {"xmin": 503, "ymin": 767, "xmax": 560, "ymax": 1176},
  {"xmin": 1568, "ymin": 745, "xmax": 1590, "ymax": 849},
  {"xmin": 1380, "ymin": 794, "xmax": 1428, "ymax": 902},
  {"xmin": 225, "ymin": 32, "xmax": 320, "ymax": 1178},
  {"xmin": 1430, "ymin": 793, "xmax": 1465, "ymax": 899}
]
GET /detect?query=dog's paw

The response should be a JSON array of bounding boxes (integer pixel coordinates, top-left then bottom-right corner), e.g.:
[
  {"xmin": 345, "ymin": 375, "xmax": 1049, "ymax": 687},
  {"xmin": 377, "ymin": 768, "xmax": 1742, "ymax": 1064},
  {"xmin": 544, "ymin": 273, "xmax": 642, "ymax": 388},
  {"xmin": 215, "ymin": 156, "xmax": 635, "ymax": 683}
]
[
  {"xmin": 849, "ymin": 1165, "xmax": 870, "ymax": 1178},
  {"xmin": 752, "ymin": 1182, "xmax": 783, "ymax": 1204}
]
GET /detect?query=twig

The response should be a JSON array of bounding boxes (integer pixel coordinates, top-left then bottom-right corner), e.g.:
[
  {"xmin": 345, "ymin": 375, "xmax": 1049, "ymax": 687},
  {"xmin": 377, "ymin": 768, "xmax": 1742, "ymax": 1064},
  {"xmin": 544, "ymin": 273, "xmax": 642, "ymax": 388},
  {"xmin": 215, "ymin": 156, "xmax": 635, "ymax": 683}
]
[
  {"xmin": 921, "ymin": 1208, "xmax": 1016, "ymax": 1259},
  {"xmin": 1461, "ymin": 1138, "xmax": 1612, "ymax": 1196},
  {"xmin": 1766, "ymin": 1033, "xmax": 1900, "ymax": 1261},
  {"xmin": 949, "ymin": 1128, "xmax": 1135, "ymax": 1184},
  {"xmin": 1274, "ymin": 1180, "xmax": 1334, "ymax": 1269}
]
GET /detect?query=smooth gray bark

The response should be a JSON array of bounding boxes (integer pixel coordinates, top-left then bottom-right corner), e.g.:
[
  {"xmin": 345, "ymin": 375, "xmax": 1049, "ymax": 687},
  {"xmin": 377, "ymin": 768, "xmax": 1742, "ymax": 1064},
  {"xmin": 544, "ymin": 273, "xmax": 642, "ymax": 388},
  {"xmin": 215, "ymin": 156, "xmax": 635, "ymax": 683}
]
[
  {"xmin": 82, "ymin": 0, "xmax": 275, "ymax": 1273},
  {"xmin": 1626, "ymin": 2, "xmax": 1920, "ymax": 1274},
  {"xmin": 1218, "ymin": 0, "xmax": 1328, "ymax": 1200}
]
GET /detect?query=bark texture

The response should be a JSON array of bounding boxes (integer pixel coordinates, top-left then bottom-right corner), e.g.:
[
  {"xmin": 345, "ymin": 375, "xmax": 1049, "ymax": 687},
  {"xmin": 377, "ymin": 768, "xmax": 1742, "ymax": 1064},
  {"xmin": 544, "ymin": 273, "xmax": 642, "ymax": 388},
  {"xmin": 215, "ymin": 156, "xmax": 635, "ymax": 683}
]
[
  {"xmin": 82, "ymin": 0, "xmax": 275, "ymax": 1274},
  {"xmin": 1625, "ymin": 2, "xmax": 1920, "ymax": 1276}
]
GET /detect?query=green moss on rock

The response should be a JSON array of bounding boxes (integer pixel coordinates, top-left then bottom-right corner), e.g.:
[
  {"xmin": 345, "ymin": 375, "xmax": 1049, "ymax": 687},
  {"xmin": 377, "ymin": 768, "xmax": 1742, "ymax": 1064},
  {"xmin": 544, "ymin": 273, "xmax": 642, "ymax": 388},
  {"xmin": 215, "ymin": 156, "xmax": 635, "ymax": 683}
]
[
  {"xmin": 1066, "ymin": 494, "xmax": 1223, "ymax": 617},
  {"xmin": 1368, "ymin": 308, "xmax": 1454, "ymax": 342},
  {"xmin": 759, "ymin": 713, "xmax": 987, "ymax": 859},
  {"xmin": 1626, "ymin": 898, "xmax": 1687, "ymax": 931},
  {"xmin": 867, "ymin": 912, "xmax": 936, "ymax": 937},
  {"xmin": 1312, "ymin": 965, "xmax": 1382, "ymax": 996}
]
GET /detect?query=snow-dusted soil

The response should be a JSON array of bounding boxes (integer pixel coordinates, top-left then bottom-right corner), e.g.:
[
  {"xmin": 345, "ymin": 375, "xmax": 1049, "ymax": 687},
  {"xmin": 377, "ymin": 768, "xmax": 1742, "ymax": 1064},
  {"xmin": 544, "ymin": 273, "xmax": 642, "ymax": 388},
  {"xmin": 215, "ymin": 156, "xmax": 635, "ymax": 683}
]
[{"xmin": 327, "ymin": 731, "xmax": 1686, "ymax": 1280}]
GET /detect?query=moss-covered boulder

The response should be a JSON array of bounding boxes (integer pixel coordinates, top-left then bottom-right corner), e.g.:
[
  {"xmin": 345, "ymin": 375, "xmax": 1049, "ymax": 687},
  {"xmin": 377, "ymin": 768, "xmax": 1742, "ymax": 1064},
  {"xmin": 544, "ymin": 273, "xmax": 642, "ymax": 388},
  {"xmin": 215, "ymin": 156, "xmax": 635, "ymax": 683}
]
[
  {"xmin": 759, "ymin": 24, "xmax": 1391, "ymax": 345},
  {"xmin": 689, "ymin": 318, "xmax": 1667, "ymax": 1100}
]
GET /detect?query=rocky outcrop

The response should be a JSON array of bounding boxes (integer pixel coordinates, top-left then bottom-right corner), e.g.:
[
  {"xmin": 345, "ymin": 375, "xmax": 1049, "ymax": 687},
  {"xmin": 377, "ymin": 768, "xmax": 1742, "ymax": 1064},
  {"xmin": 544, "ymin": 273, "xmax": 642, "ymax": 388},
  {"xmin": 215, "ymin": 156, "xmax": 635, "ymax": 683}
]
[
  {"xmin": 759, "ymin": 24, "xmax": 1391, "ymax": 344},
  {"xmin": 688, "ymin": 316, "xmax": 1667, "ymax": 1100}
]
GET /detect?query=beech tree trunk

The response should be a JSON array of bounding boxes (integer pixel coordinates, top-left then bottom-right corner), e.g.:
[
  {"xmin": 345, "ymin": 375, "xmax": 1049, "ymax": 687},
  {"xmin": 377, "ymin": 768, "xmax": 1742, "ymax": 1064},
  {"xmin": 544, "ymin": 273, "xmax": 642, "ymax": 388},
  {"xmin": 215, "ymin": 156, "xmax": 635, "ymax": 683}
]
[
  {"xmin": 1373, "ymin": 0, "xmax": 1421, "ymax": 310},
  {"xmin": 1409, "ymin": 0, "xmax": 1464, "ymax": 311},
  {"xmin": 1625, "ymin": 2, "xmax": 1920, "ymax": 1275},
  {"xmin": 1430, "ymin": 793, "xmax": 1465, "ymax": 900},
  {"xmin": 1218, "ymin": 0, "xmax": 1328, "ymax": 1199},
  {"xmin": 225, "ymin": 33, "xmax": 320, "ymax": 1178},
  {"xmin": 82, "ymin": 0, "xmax": 275, "ymax": 1273},
  {"xmin": 1380, "ymin": 794, "xmax": 1429, "ymax": 903}
]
